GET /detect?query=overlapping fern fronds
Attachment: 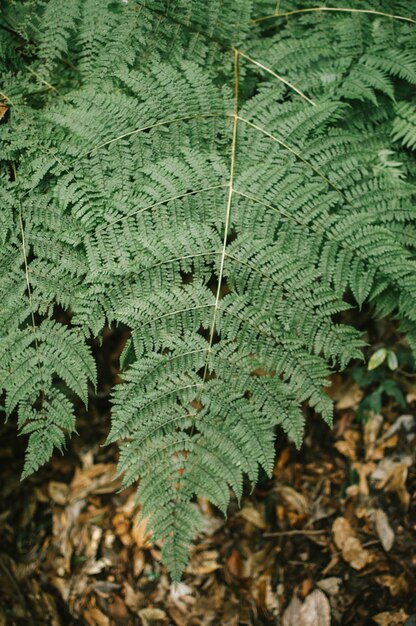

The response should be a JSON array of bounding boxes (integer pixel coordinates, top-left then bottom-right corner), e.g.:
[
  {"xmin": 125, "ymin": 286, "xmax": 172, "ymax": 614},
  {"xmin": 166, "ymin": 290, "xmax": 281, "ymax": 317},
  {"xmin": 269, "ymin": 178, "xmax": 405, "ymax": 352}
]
[{"xmin": 1, "ymin": 0, "xmax": 415, "ymax": 579}]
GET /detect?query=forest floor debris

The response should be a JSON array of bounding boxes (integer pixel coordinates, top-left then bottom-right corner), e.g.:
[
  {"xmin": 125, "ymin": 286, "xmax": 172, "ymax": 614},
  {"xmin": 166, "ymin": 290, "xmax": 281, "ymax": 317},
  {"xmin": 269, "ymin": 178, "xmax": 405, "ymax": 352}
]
[{"xmin": 1, "ymin": 337, "xmax": 415, "ymax": 625}]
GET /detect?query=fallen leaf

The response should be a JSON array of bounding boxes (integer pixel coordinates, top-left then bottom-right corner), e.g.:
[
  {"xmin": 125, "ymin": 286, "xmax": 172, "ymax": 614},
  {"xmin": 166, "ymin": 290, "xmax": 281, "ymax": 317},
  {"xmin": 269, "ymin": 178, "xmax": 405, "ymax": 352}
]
[
  {"xmin": 239, "ymin": 503, "xmax": 267, "ymax": 529},
  {"xmin": 375, "ymin": 573, "xmax": 409, "ymax": 597},
  {"xmin": 334, "ymin": 439, "xmax": 357, "ymax": 461},
  {"xmin": 276, "ymin": 486, "xmax": 309, "ymax": 515},
  {"xmin": 133, "ymin": 547, "xmax": 146, "ymax": 578},
  {"xmin": 332, "ymin": 517, "xmax": 372, "ymax": 570},
  {"xmin": 372, "ymin": 609, "xmax": 409, "ymax": 626},
  {"xmin": 252, "ymin": 573, "xmax": 279, "ymax": 615},
  {"xmin": 168, "ymin": 582, "xmax": 195, "ymax": 614},
  {"xmin": 317, "ymin": 577, "xmax": 342, "ymax": 595},
  {"xmin": 124, "ymin": 582, "xmax": 145, "ymax": 612},
  {"xmin": 282, "ymin": 595, "xmax": 303, "ymax": 626},
  {"xmin": 364, "ymin": 413, "xmax": 383, "ymax": 460},
  {"xmin": 132, "ymin": 513, "xmax": 153, "ymax": 549},
  {"xmin": 300, "ymin": 578, "xmax": 313, "ymax": 599},
  {"xmin": 93, "ymin": 581, "xmax": 121, "ymax": 597},
  {"xmin": 382, "ymin": 414, "xmax": 415, "ymax": 440},
  {"xmin": 374, "ymin": 508, "xmax": 394, "ymax": 551},
  {"xmin": 187, "ymin": 547, "xmax": 221, "ymax": 576},
  {"xmin": 300, "ymin": 589, "xmax": 331, "ymax": 626},
  {"xmin": 84, "ymin": 557, "xmax": 111, "ymax": 575},
  {"xmin": 84, "ymin": 607, "xmax": 110, "ymax": 626},
  {"xmin": 112, "ymin": 512, "xmax": 130, "ymax": 537},
  {"xmin": 274, "ymin": 447, "xmax": 291, "ymax": 472},
  {"xmin": 48, "ymin": 482, "xmax": 70, "ymax": 506},
  {"xmin": 69, "ymin": 464, "xmax": 122, "ymax": 501},
  {"xmin": 138, "ymin": 607, "xmax": 167, "ymax": 625},
  {"xmin": 225, "ymin": 549, "xmax": 245, "ymax": 579},
  {"xmin": 331, "ymin": 379, "xmax": 363, "ymax": 409},
  {"xmin": 352, "ymin": 461, "xmax": 375, "ymax": 496},
  {"xmin": 107, "ymin": 595, "xmax": 130, "ymax": 621},
  {"xmin": 383, "ymin": 463, "xmax": 411, "ymax": 508},
  {"xmin": 199, "ymin": 498, "xmax": 225, "ymax": 536}
]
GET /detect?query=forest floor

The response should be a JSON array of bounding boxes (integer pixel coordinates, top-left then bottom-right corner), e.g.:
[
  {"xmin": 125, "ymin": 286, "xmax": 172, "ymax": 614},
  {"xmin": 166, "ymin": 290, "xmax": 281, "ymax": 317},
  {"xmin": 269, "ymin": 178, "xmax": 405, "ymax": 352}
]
[{"xmin": 0, "ymin": 323, "xmax": 415, "ymax": 626}]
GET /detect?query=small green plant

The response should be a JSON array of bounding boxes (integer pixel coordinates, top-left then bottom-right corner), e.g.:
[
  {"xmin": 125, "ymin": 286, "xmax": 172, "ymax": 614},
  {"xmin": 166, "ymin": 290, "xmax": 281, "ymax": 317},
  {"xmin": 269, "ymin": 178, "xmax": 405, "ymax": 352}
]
[
  {"xmin": 368, "ymin": 347, "xmax": 398, "ymax": 371},
  {"xmin": 1, "ymin": 1, "xmax": 416, "ymax": 579},
  {"xmin": 352, "ymin": 345, "xmax": 410, "ymax": 421}
]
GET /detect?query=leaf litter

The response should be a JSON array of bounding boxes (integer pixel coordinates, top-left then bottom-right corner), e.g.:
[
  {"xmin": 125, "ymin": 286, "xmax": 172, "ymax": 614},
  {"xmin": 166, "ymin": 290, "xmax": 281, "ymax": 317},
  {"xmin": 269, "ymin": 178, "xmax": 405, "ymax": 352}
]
[{"xmin": 0, "ymin": 327, "xmax": 415, "ymax": 625}]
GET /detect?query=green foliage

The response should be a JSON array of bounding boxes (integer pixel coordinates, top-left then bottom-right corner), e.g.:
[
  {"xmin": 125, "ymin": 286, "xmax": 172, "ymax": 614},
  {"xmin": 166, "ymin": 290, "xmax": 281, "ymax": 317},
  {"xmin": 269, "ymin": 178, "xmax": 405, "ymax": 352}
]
[
  {"xmin": 392, "ymin": 102, "xmax": 416, "ymax": 150},
  {"xmin": 351, "ymin": 357, "xmax": 408, "ymax": 421},
  {"xmin": 1, "ymin": 0, "xmax": 416, "ymax": 580}
]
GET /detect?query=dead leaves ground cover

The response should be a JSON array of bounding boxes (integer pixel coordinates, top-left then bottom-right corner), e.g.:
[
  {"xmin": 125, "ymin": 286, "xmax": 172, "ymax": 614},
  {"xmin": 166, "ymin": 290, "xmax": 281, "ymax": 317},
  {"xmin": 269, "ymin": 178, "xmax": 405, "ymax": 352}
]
[{"xmin": 0, "ymin": 325, "xmax": 415, "ymax": 626}]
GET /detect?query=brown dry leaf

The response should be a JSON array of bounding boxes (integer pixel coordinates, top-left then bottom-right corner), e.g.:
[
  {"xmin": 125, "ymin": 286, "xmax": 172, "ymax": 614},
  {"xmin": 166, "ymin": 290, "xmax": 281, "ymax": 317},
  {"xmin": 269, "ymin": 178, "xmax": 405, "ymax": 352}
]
[
  {"xmin": 252, "ymin": 573, "xmax": 279, "ymax": 615},
  {"xmin": 117, "ymin": 491, "xmax": 137, "ymax": 516},
  {"xmin": 93, "ymin": 581, "xmax": 122, "ymax": 598},
  {"xmin": 69, "ymin": 464, "xmax": 122, "ymax": 501},
  {"xmin": 339, "ymin": 536, "xmax": 371, "ymax": 570},
  {"xmin": 300, "ymin": 589, "xmax": 331, "ymax": 626},
  {"xmin": 375, "ymin": 573, "xmax": 409, "ymax": 597},
  {"xmin": 112, "ymin": 512, "xmax": 131, "ymax": 546},
  {"xmin": 383, "ymin": 463, "xmax": 410, "ymax": 509},
  {"xmin": 150, "ymin": 546, "xmax": 162, "ymax": 562},
  {"xmin": 112, "ymin": 512, "xmax": 130, "ymax": 536},
  {"xmin": 138, "ymin": 607, "xmax": 167, "ymax": 626},
  {"xmin": 277, "ymin": 486, "xmax": 309, "ymax": 515},
  {"xmin": 84, "ymin": 558, "xmax": 111, "ymax": 576},
  {"xmin": 372, "ymin": 609, "xmax": 409, "ymax": 626},
  {"xmin": 168, "ymin": 582, "xmax": 195, "ymax": 615},
  {"xmin": 274, "ymin": 447, "xmax": 291, "ymax": 472},
  {"xmin": 352, "ymin": 461, "xmax": 375, "ymax": 496},
  {"xmin": 132, "ymin": 513, "xmax": 153, "ymax": 549},
  {"xmin": 364, "ymin": 413, "xmax": 383, "ymax": 460},
  {"xmin": 334, "ymin": 380, "xmax": 363, "ymax": 409},
  {"xmin": 334, "ymin": 439, "xmax": 356, "ymax": 461},
  {"xmin": 239, "ymin": 503, "xmax": 267, "ymax": 529},
  {"xmin": 0, "ymin": 104, "xmax": 8, "ymax": 120},
  {"xmin": 50, "ymin": 576, "xmax": 70, "ymax": 603},
  {"xmin": 225, "ymin": 549, "xmax": 245, "ymax": 579},
  {"xmin": 83, "ymin": 607, "xmax": 110, "ymax": 626},
  {"xmin": 198, "ymin": 498, "xmax": 225, "ymax": 536},
  {"xmin": 107, "ymin": 595, "xmax": 130, "ymax": 622},
  {"xmin": 345, "ymin": 484, "xmax": 360, "ymax": 499},
  {"xmin": 51, "ymin": 500, "xmax": 85, "ymax": 571},
  {"xmin": 124, "ymin": 582, "xmax": 146, "ymax": 612},
  {"xmin": 374, "ymin": 508, "xmax": 394, "ymax": 551},
  {"xmin": 382, "ymin": 414, "xmax": 415, "ymax": 440},
  {"xmin": 42, "ymin": 591, "xmax": 62, "ymax": 626},
  {"xmin": 250, "ymin": 545, "xmax": 277, "ymax": 574},
  {"xmin": 332, "ymin": 517, "xmax": 372, "ymax": 570},
  {"xmin": 132, "ymin": 547, "xmax": 146, "ymax": 578},
  {"xmin": 188, "ymin": 549, "xmax": 221, "ymax": 575},
  {"xmin": 338, "ymin": 429, "xmax": 360, "ymax": 461},
  {"xmin": 85, "ymin": 525, "xmax": 102, "ymax": 559},
  {"xmin": 317, "ymin": 577, "xmax": 342, "ymax": 595},
  {"xmin": 48, "ymin": 482, "xmax": 70, "ymax": 506},
  {"xmin": 300, "ymin": 578, "xmax": 313, "ymax": 599},
  {"xmin": 282, "ymin": 595, "xmax": 303, "ymax": 626}
]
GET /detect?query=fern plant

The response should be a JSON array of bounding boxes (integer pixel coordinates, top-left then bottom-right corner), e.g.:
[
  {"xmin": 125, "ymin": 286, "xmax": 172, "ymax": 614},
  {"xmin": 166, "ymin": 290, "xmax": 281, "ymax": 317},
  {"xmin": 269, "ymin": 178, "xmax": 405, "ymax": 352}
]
[{"xmin": 1, "ymin": 0, "xmax": 415, "ymax": 580}]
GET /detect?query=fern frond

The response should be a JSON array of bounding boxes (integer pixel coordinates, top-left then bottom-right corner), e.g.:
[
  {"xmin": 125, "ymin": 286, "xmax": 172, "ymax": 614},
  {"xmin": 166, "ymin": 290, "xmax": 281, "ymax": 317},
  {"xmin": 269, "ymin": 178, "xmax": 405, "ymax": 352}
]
[
  {"xmin": 2, "ymin": 0, "xmax": 416, "ymax": 581},
  {"xmin": 392, "ymin": 102, "xmax": 416, "ymax": 150}
]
